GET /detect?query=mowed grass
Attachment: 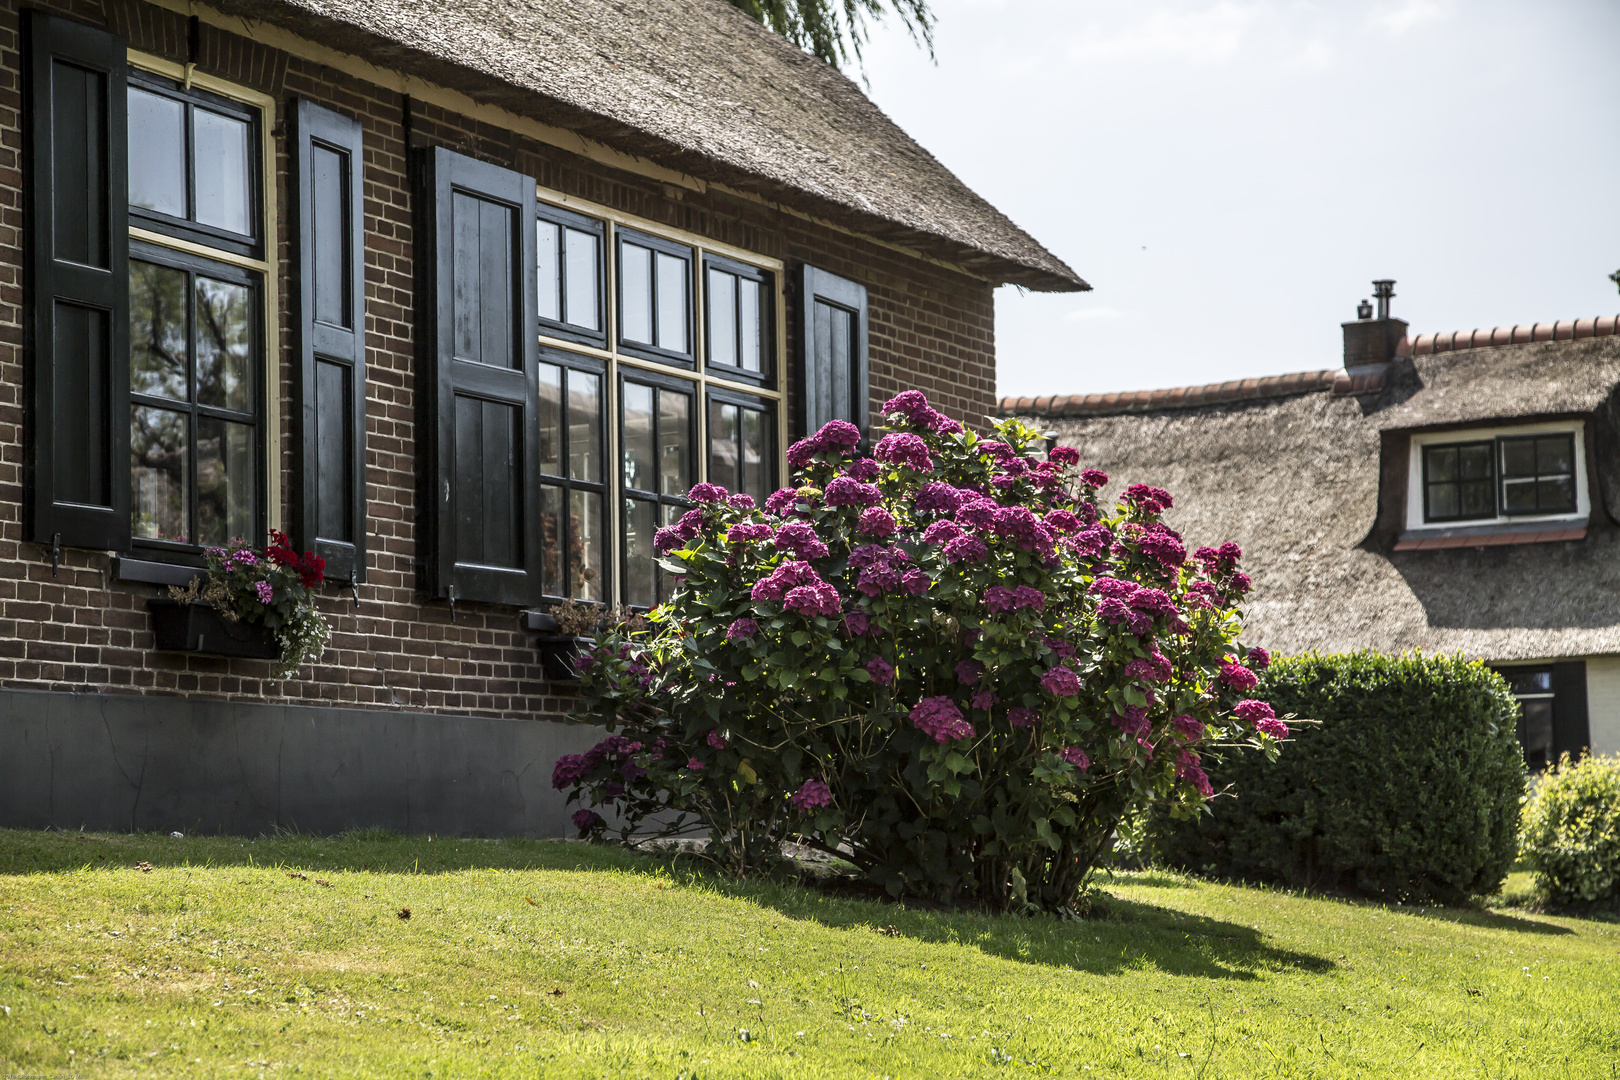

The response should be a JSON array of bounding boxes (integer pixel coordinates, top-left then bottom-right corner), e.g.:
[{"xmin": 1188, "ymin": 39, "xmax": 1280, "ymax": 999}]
[{"xmin": 0, "ymin": 830, "xmax": 1616, "ymax": 1078}]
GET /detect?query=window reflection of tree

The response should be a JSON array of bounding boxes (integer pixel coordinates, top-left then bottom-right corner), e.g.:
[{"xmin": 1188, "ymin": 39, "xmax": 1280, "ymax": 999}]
[
  {"xmin": 131, "ymin": 262, "xmax": 186, "ymax": 399},
  {"xmin": 195, "ymin": 277, "xmax": 250, "ymax": 409}
]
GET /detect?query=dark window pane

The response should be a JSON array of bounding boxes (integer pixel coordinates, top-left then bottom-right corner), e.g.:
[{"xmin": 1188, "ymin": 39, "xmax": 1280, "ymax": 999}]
[
  {"xmin": 53, "ymin": 60, "xmax": 107, "ymax": 269},
  {"xmin": 564, "ymin": 228, "xmax": 599, "ymax": 331},
  {"xmin": 1501, "ymin": 479, "xmax": 1537, "ymax": 514},
  {"xmin": 620, "ymin": 243, "xmax": 652, "ymax": 344},
  {"xmin": 1537, "ymin": 436, "xmax": 1573, "ymax": 476},
  {"xmin": 1458, "ymin": 444, "xmax": 1493, "ymax": 481},
  {"xmin": 624, "ymin": 497, "xmax": 656, "ymax": 608},
  {"xmin": 1519, "ymin": 698, "xmax": 1553, "ymax": 771},
  {"xmin": 314, "ymin": 358, "xmax": 352, "ymax": 541},
  {"xmin": 193, "ymin": 107, "xmax": 252, "ymax": 236},
  {"xmin": 53, "ymin": 302, "xmax": 111, "ymax": 507},
  {"xmin": 1500, "ymin": 437, "xmax": 1537, "ymax": 479},
  {"xmin": 539, "ymin": 483, "xmax": 563, "ymax": 596},
  {"xmin": 196, "ymin": 416, "xmax": 255, "ymax": 546},
  {"xmin": 1427, "ymin": 483, "xmax": 1458, "ymax": 520},
  {"xmin": 1425, "ymin": 446, "xmax": 1456, "ymax": 483},
  {"xmin": 655, "ymin": 252, "xmax": 687, "ymax": 352},
  {"xmin": 741, "ymin": 405, "xmax": 768, "ymax": 505},
  {"xmin": 130, "ymin": 260, "xmax": 188, "ymax": 400},
  {"xmin": 569, "ymin": 372, "xmax": 601, "ymax": 483},
  {"xmin": 1539, "ymin": 477, "xmax": 1575, "ymax": 512},
  {"xmin": 1460, "ymin": 479, "xmax": 1495, "ymax": 518},
  {"xmin": 659, "ymin": 389, "xmax": 690, "ymax": 496},
  {"xmin": 195, "ymin": 275, "xmax": 252, "ymax": 412},
  {"xmin": 1506, "ymin": 669, "xmax": 1553, "ymax": 695},
  {"xmin": 570, "ymin": 489, "xmax": 604, "ymax": 602},
  {"xmin": 131, "ymin": 406, "xmax": 188, "ymax": 541},
  {"xmin": 707, "ymin": 268, "xmax": 736, "ymax": 368},
  {"xmin": 709, "ymin": 401, "xmax": 738, "ymax": 488},
  {"xmin": 535, "ymin": 220, "xmax": 560, "ymax": 323},
  {"xmin": 537, "ymin": 362, "xmax": 562, "ymax": 476},
  {"xmin": 128, "ymin": 87, "xmax": 184, "ymax": 218},
  {"xmin": 739, "ymin": 277, "xmax": 761, "ymax": 373},
  {"xmin": 621, "ymin": 382, "xmax": 655, "ymax": 493},
  {"xmin": 310, "ymin": 144, "xmax": 349, "ymax": 328}
]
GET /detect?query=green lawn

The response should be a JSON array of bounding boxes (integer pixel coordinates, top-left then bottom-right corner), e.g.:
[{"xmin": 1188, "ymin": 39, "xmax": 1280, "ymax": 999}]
[{"xmin": 0, "ymin": 830, "xmax": 1614, "ymax": 1078}]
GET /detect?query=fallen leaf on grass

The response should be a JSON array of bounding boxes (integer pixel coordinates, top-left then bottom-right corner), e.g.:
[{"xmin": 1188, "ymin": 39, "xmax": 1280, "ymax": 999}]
[
  {"xmin": 397, "ymin": 908, "xmax": 411, "ymax": 920},
  {"xmin": 526, "ymin": 897, "xmax": 537, "ymax": 906},
  {"xmin": 875, "ymin": 925, "xmax": 901, "ymax": 937},
  {"xmin": 548, "ymin": 988, "xmax": 565, "ymax": 997},
  {"xmin": 134, "ymin": 862, "xmax": 153, "ymax": 873},
  {"xmin": 286, "ymin": 872, "xmax": 307, "ymax": 881},
  {"xmin": 315, "ymin": 879, "xmax": 332, "ymax": 888}
]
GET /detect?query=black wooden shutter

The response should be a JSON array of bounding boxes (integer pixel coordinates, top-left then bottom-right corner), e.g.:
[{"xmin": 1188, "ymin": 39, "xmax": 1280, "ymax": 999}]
[
  {"xmin": 418, "ymin": 146, "xmax": 540, "ymax": 605},
  {"xmin": 1550, "ymin": 661, "xmax": 1591, "ymax": 762},
  {"xmin": 292, "ymin": 99, "xmax": 367, "ymax": 582},
  {"xmin": 25, "ymin": 11, "xmax": 129, "ymax": 552},
  {"xmin": 799, "ymin": 265, "xmax": 869, "ymax": 441}
]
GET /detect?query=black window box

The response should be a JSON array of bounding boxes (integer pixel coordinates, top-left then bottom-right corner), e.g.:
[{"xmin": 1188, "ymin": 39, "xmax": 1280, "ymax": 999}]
[
  {"xmin": 147, "ymin": 598, "xmax": 278, "ymax": 659},
  {"xmin": 535, "ymin": 636, "xmax": 592, "ymax": 682}
]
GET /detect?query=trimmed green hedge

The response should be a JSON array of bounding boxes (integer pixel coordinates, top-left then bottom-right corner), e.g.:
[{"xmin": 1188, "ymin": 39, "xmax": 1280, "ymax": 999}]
[
  {"xmin": 1146, "ymin": 652, "xmax": 1525, "ymax": 904},
  {"xmin": 1522, "ymin": 753, "xmax": 1620, "ymax": 908}
]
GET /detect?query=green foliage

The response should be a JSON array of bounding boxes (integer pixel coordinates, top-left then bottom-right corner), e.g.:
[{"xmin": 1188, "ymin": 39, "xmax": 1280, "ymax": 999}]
[
  {"xmin": 1146, "ymin": 651, "xmax": 1525, "ymax": 904},
  {"xmin": 726, "ymin": 0, "xmax": 934, "ymax": 77},
  {"xmin": 1522, "ymin": 753, "xmax": 1620, "ymax": 907}
]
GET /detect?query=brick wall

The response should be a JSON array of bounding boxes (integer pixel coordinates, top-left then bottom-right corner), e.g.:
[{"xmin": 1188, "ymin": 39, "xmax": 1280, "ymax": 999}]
[{"xmin": 0, "ymin": 0, "xmax": 998, "ymax": 722}]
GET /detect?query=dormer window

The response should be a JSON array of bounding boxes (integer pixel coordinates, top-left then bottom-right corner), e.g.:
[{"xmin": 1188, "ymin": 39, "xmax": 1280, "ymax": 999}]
[{"xmin": 1406, "ymin": 421, "xmax": 1586, "ymax": 534}]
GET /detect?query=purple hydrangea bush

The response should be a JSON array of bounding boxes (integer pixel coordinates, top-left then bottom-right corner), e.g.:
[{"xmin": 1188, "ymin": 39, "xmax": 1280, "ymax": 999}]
[{"xmin": 558, "ymin": 392, "xmax": 1282, "ymax": 912}]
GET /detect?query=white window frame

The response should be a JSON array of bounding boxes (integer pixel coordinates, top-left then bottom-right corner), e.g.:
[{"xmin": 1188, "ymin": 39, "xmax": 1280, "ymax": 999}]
[{"xmin": 1406, "ymin": 419, "xmax": 1588, "ymax": 532}]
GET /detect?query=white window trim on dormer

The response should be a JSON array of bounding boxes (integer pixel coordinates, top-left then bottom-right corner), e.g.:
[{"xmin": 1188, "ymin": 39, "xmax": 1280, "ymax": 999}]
[{"xmin": 1405, "ymin": 419, "xmax": 1588, "ymax": 533}]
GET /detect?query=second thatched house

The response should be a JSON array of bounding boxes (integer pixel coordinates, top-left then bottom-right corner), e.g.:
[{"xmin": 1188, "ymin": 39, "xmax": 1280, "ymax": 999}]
[{"xmin": 1001, "ymin": 284, "xmax": 1620, "ymax": 770}]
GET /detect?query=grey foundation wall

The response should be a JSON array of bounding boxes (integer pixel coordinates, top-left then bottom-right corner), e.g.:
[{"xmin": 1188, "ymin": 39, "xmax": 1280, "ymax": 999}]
[{"xmin": 0, "ymin": 689, "xmax": 605, "ymax": 837}]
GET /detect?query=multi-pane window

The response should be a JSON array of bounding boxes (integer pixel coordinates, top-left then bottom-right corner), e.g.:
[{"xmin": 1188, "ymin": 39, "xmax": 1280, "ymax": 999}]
[
  {"xmin": 534, "ymin": 195, "xmax": 785, "ymax": 610},
  {"xmin": 537, "ymin": 350, "xmax": 607, "ymax": 602},
  {"xmin": 1503, "ymin": 667, "xmax": 1556, "ymax": 773},
  {"xmin": 1421, "ymin": 432, "xmax": 1579, "ymax": 524},
  {"xmin": 127, "ymin": 72, "xmax": 265, "ymax": 555}
]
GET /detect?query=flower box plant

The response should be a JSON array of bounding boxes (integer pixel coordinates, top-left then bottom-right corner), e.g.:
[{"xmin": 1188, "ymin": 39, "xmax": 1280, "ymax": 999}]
[
  {"xmin": 162, "ymin": 531, "xmax": 330, "ymax": 679},
  {"xmin": 556, "ymin": 391, "xmax": 1287, "ymax": 914},
  {"xmin": 530, "ymin": 600, "xmax": 646, "ymax": 681}
]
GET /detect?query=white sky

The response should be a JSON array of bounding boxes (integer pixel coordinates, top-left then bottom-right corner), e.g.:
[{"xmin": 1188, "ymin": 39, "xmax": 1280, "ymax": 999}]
[{"xmin": 859, "ymin": 0, "xmax": 1620, "ymax": 398}]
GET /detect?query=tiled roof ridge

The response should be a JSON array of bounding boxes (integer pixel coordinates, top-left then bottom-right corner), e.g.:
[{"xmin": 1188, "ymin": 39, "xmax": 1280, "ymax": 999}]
[{"xmin": 1000, "ymin": 313, "xmax": 1620, "ymax": 419}]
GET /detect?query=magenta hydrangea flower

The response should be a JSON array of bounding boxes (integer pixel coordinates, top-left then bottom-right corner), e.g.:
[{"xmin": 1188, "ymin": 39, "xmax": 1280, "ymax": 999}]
[
  {"xmin": 1060, "ymin": 746, "xmax": 1090, "ymax": 772},
  {"xmin": 687, "ymin": 757, "xmax": 705, "ymax": 771},
  {"xmin": 1068, "ymin": 523, "xmax": 1113, "ymax": 559},
  {"xmin": 1049, "ymin": 445, "xmax": 1081, "ymax": 466},
  {"xmin": 726, "ymin": 617, "xmax": 758, "ymax": 640},
  {"xmin": 910, "ymin": 697, "xmax": 975, "ymax": 743},
  {"xmin": 572, "ymin": 809, "xmax": 603, "ymax": 832},
  {"xmin": 1111, "ymin": 705, "xmax": 1151, "ymax": 738},
  {"xmin": 1234, "ymin": 699, "xmax": 1287, "ymax": 738},
  {"xmin": 865, "ymin": 656, "xmax": 894, "ymax": 685},
  {"xmin": 784, "ymin": 580, "xmax": 842, "ymax": 618},
  {"xmin": 1170, "ymin": 714, "xmax": 1206, "ymax": 741},
  {"xmin": 984, "ymin": 586, "xmax": 1015, "ymax": 614},
  {"xmin": 901, "ymin": 569, "xmax": 931, "ymax": 595},
  {"xmin": 727, "ymin": 522, "xmax": 773, "ymax": 543},
  {"xmin": 815, "ymin": 419, "xmax": 861, "ymax": 448},
  {"xmin": 751, "ymin": 560, "xmax": 821, "ymax": 601},
  {"xmin": 922, "ymin": 520, "xmax": 964, "ymax": 546},
  {"xmin": 956, "ymin": 498, "xmax": 998, "ymax": 532},
  {"xmin": 765, "ymin": 488, "xmax": 800, "ymax": 516},
  {"xmin": 1008, "ymin": 706, "xmax": 1037, "ymax": 728},
  {"xmin": 824, "ymin": 476, "xmax": 882, "ymax": 508},
  {"xmin": 1079, "ymin": 468, "xmax": 1109, "ymax": 488},
  {"xmin": 1044, "ymin": 635, "xmax": 1076, "ymax": 660},
  {"xmin": 791, "ymin": 778, "xmax": 834, "ymax": 812},
  {"xmin": 728, "ymin": 493, "xmax": 756, "ymax": 510},
  {"xmin": 1012, "ymin": 585, "xmax": 1045, "ymax": 611},
  {"xmin": 774, "ymin": 520, "xmax": 830, "ymax": 559},
  {"xmin": 1176, "ymin": 753, "xmax": 1214, "ymax": 798},
  {"xmin": 1044, "ymin": 509, "xmax": 1082, "ymax": 535},
  {"xmin": 843, "ymin": 609, "xmax": 869, "ymax": 637},
  {"xmin": 688, "ymin": 482, "xmax": 727, "ymax": 503},
  {"xmin": 1218, "ymin": 661, "xmax": 1259, "ymax": 692},
  {"xmin": 1040, "ymin": 666, "xmax": 1082, "ymax": 696},
  {"xmin": 1247, "ymin": 646, "xmax": 1271, "ymax": 669},
  {"xmin": 706, "ymin": 729, "xmax": 728, "ymax": 750},
  {"xmin": 255, "ymin": 580, "xmax": 274, "ymax": 604},
  {"xmin": 551, "ymin": 753, "xmax": 587, "ymax": 789},
  {"xmin": 954, "ymin": 659, "xmax": 982, "ymax": 686},
  {"xmin": 785, "ymin": 438, "xmax": 820, "ymax": 468},
  {"xmin": 856, "ymin": 507, "xmax": 897, "ymax": 537},
  {"xmin": 1195, "ymin": 541, "xmax": 1244, "ymax": 574},
  {"xmin": 970, "ymin": 689, "xmax": 998, "ymax": 711},
  {"xmin": 915, "ymin": 482, "xmax": 964, "ymax": 513},
  {"xmin": 1255, "ymin": 716, "xmax": 1288, "ymax": 738},
  {"xmin": 873, "ymin": 432, "xmax": 933, "ymax": 473},
  {"xmin": 846, "ymin": 457, "xmax": 881, "ymax": 482}
]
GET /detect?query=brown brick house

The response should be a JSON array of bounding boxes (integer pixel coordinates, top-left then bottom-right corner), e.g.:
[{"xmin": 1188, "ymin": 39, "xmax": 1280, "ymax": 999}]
[
  {"xmin": 0, "ymin": 0, "xmax": 1083, "ymax": 835},
  {"xmin": 1002, "ymin": 286, "xmax": 1620, "ymax": 773}
]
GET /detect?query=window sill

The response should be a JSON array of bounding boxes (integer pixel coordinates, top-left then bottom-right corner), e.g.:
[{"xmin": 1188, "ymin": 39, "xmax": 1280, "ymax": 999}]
[{"xmin": 1394, "ymin": 517, "xmax": 1587, "ymax": 551}]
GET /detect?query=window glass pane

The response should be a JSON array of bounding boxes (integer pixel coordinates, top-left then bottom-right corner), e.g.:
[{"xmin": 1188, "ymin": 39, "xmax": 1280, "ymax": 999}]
[
  {"xmin": 570, "ymin": 489, "xmax": 605, "ymax": 603},
  {"xmin": 707, "ymin": 268, "xmax": 736, "ymax": 368},
  {"xmin": 659, "ymin": 390, "xmax": 690, "ymax": 496},
  {"xmin": 569, "ymin": 372, "xmax": 601, "ymax": 482},
  {"xmin": 1500, "ymin": 438, "xmax": 1537, "ymax": 479},
  {"xmin": 1460, "ymin": 479, "xmax": 1495, "ymax": 518},
  {"xmin": 130, "ymin": 260, "xmax": 188, "ymax": 400},
  {"xmin": 1519, "ymin": 698, "xmax": 1553, "ymax": 771},
  {"xmin": 537, "ymin": 362, "xmax": 562, "ymax": 476},
  {"xmin": 741, "ymin": 405, "xmax": 769, "ymax": 505},
  {"xmin": 196, "ymin": 416, "xmax": 255, "ymax": 546},
  {"xmin": 658, "ymin": 503, "xmax": 683, "ymax": 603},
  {"xmin": 1425, "ymin": 446, "xmax": 1456, "ymax": 483},
  {"xmin": 1538, "ymin": 477, "xmax": 1575, "ymax": 512},
  {"xmin": 1537, "ymin": 436, "xmax": 1572, "ymax": 476},
  {"xmin": 128, "ymin": 88, "xmax": 185, "ymax": 218},
  {"xmin": 655, "ymin": 252, "xmax": 687, "ymax": 352},
  {"xmin": 1427, "ymin": 483, "xmax": 1457, "ymax": 520},
  {"xmin": 1501, "ymin": 479, "xmax": 1537, "ymax": 514},
  {"xmin": 539, "ymin": 483, "xmax": 563, "ymax": 596},
  {"xmin": 535, "ymin": 220, "xmax": 560, "ymax": 323},
  {"xmin": 564, "ymin": 228, "xmax": 599, "ymax": 331},
  {"xmin": 620, "ymin": 243, "xmax": 652, "ymax": 344},
  {"xmin": 739, "ymin": 277, "xmax": 762, "ymax": 372},
  {"xmin": 709, "ymin": 401, "xmax": 738, "ymax": 489},
  {"xmin": 131, "ymin": 406, "xmax": 188, "ymax": 541},
  {"xmin": 194, "ymin": 275, "xmax": 253, "ymax": 413},
  {"xmin": 622, "ymin": 381, "xmax": 655, "ymax": 492},
  {"xmin": 1458, "ymin": 444, "xmax": 1493, "ymax": 481},
  {"xmin": 192, "ymin": 108, "xmax": 252, "ymax": 236},
  {"xmin": 624, "ymin": 497, "xmax": 656, "ymax": 608}
]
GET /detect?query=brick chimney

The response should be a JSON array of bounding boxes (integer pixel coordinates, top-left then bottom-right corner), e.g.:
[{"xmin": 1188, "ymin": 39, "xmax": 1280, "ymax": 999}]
[{"xmin": 1342, "ymin": 279, "xmax": 1407, "ymax": 374}]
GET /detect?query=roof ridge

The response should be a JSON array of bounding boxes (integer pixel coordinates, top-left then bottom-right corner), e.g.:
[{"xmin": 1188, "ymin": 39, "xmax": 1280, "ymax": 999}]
[
  {"xmin": 997, "ymin": 368, "xmax": 1341, "ymax": 419},
  {"xmin": 1403, "ymin": 314, "xmax": 1620, "ymax": 356}
]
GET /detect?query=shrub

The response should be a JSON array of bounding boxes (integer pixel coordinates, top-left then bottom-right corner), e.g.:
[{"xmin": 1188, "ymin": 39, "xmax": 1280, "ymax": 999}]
[
  {"xmin": 555, "ymin": 391, "xmax": 1284, "ymax": 914},
  {"xmin": 1522, "ymin": 753, "xmax": 1620, "ymax": 908},
  {"xmin": 1146, "ymin": 652, "xmax": 1524, "ymax": 904}
]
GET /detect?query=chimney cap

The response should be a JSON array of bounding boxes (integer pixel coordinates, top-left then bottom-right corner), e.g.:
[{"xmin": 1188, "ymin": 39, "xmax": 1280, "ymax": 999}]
[
  {"xmin": 1372, "ymin": 279, "xmax": 1396, "ymax": 320},
  {"xmin": 1357, "ymin": 298, "xmax": 1373, "ymax": 320}
]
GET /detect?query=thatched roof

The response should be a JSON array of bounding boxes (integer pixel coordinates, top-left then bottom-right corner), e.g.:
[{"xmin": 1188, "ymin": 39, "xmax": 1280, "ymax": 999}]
[
  {"xmin": 1000, "ymin": 319, "xmax": 1620, "ymax": 662},
  {"xmin": 224, "ymin": 0, "xmax": 1085, "ymax": 292}
]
